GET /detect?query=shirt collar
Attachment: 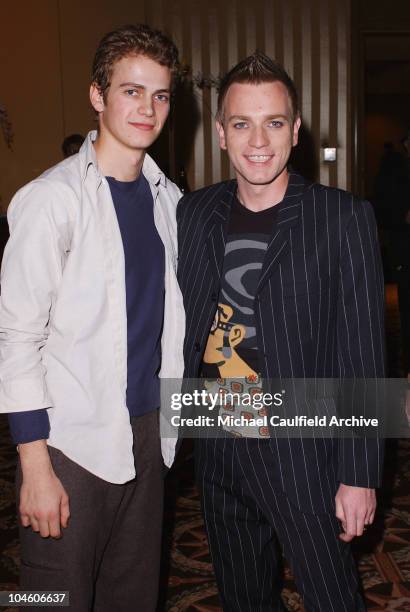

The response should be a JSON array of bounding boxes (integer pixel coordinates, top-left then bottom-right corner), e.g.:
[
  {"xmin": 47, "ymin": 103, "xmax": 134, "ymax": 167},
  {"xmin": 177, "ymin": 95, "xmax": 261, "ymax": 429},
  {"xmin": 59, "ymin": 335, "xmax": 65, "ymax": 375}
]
[
  {"xmin": 79, "ymin": 131, "xmax": 100, "ymax": 183},
  {"xmin": 142, "ymin": 152, "xmax": 167, "ymax": 188},
  {"xmin": 79, "ymin": 130, "xmax": 167, "ymax": 188}
]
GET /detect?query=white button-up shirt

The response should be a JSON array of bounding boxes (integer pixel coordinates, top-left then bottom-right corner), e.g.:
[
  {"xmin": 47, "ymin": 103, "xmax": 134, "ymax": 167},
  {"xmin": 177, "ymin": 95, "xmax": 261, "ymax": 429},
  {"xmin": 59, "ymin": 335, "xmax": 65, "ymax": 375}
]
[{"xmin": 0, "ymin": 131, "xmax": 185, "ymax": 483}]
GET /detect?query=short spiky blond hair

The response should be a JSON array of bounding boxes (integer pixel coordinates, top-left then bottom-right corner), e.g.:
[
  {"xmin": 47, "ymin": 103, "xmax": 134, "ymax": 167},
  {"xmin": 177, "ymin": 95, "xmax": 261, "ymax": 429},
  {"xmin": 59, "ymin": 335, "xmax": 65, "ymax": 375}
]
[{"xmin": 217, "ymin": 51, "xmax": 299, "ymax": 122}]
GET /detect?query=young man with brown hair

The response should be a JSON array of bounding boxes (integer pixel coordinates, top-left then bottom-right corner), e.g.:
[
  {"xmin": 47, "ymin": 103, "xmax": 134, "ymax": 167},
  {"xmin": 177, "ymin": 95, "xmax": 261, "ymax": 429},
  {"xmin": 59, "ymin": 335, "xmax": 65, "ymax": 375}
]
[
  {"xmin": 177, "ymin": 52, "xmax": 385, "ymax": 610},
  {"xmin": 0, "ymin": 24, "xmax": 184, "ymax": 611}
]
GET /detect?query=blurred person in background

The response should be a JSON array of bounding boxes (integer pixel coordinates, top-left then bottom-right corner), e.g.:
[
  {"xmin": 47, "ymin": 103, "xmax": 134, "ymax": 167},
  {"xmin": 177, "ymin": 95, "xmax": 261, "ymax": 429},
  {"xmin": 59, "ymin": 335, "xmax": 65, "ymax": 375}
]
[
  {"xmin": 61, "ymin": 133, "xmax": 85, "ymax": 158},
  {"xmin": 373, "ymin": 133, "xmax": 410, "ymax": 379},
  {"xmin": 390, "ymin": 130, "xmax": 410, "ymax": 380}
]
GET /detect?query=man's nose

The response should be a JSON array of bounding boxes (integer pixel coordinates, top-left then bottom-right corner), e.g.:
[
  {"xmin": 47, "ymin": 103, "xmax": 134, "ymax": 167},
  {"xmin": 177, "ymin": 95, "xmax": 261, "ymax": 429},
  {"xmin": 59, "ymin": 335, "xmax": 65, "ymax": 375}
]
[
  {"xmin": 248, "ymin": 126, "xmax": 269, "ymax": 148},
  {"xmin": 138, "ymin": 95, "xmax": 154, "ymax": 117}
]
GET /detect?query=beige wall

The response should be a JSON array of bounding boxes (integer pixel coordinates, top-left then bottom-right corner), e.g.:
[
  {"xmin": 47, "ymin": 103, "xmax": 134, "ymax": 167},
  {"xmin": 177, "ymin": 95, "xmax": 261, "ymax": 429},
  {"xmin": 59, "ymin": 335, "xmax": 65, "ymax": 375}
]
[
  {"xmin": 0, "ymin": 0, "xmax": 352, "ymax": 212},
  {"xmin": 0, "ymin": 1, "xmax": 63, "ymax": 212}
]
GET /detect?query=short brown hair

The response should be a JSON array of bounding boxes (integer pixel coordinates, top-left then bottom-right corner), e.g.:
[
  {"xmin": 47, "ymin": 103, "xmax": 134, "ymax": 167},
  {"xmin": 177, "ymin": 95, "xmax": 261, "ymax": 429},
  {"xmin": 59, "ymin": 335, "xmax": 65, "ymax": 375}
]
[
  {"xmin": 217, "ymin": 51, "xmax": 299, "ymax": 122},
  {"xmin": 92, "ymin": 24, "xmax": 179, "ymax": 100}
]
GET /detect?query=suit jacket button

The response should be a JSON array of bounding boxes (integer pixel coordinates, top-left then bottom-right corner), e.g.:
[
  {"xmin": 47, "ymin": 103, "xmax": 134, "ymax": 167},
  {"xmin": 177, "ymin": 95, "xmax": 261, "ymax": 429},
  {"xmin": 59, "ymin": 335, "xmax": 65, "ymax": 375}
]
[
  {"xmin": 211, "ymin": 293, "xmax": 217, "ymax": 302},
  {"xmin": 194, "ymin": 342, "xmax": 201, "ymax": 351}
]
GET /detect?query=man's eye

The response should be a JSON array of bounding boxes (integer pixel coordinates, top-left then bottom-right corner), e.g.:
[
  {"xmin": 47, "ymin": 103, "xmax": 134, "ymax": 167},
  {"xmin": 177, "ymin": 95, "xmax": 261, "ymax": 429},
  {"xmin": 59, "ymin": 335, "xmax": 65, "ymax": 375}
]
[
  {"xmin": 233, "ymin": 122, "xmax": 247, "ymax": 129},
  {"xmin": 155, "ymin": 94, "xmax": 170, "ymax": 103},
  {"xmin": 125, "ymin": 89, "xmax": 137, "ymax": 96},
  {"xmin": 269, "ymin": 120, "xmax": 284, "ymax": 128}
]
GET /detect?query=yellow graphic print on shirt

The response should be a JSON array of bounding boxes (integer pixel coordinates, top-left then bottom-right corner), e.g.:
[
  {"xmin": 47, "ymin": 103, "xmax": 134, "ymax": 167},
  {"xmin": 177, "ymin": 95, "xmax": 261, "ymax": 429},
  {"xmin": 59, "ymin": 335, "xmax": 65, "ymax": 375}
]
[
  {"xmin": 203, "ymin": 303, "xmax": 257, "ymax": 378},
  {"xmin": 203, "ymin": 303, "xmax": 268, "ymax": 438}
]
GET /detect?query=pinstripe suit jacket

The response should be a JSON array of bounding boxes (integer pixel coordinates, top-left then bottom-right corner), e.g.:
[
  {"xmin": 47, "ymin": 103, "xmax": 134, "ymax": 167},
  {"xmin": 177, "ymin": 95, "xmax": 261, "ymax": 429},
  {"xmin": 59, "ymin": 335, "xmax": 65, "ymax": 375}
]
[{"xmin": 177, "ymin": 173, "xmax": 385, "ymax": 514}]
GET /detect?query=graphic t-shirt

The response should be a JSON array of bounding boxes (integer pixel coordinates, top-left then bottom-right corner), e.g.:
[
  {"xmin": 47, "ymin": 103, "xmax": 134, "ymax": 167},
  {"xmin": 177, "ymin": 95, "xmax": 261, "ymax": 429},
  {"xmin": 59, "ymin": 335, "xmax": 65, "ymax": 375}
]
[
  {"xmin": 201, "ymin": 194, "xmax": 279, "ymax": 436},
  {"xmin": 202, "ymin": 194, "xmax": 279, "ymax": 378}
]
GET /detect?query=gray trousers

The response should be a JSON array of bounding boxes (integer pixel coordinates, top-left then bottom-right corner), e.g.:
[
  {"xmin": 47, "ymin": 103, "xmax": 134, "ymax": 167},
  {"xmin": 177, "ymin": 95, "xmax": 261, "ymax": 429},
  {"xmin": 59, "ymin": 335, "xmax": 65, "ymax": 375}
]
[{"xmin": 16, "ymin": 411, "xmax": 163, "ymax": 612}]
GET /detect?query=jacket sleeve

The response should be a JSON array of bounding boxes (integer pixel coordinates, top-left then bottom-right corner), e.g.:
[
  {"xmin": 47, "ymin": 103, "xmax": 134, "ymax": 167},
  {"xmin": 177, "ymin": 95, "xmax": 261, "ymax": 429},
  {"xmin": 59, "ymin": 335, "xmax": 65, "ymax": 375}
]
[
  {"xmin": 0, "ymin": 180, "xmax": 71, "ymax": 413},
  {"xmin": 336, "ymin": 199, "xmax": 386, "ymax": 488}
]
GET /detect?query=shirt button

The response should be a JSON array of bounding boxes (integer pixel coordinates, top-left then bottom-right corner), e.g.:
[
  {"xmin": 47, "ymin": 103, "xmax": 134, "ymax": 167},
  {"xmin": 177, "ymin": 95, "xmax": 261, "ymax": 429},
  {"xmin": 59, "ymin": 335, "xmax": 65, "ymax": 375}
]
[{"xmin": 194, "ymin": 342, "xmax": 201, "ymax": 352}]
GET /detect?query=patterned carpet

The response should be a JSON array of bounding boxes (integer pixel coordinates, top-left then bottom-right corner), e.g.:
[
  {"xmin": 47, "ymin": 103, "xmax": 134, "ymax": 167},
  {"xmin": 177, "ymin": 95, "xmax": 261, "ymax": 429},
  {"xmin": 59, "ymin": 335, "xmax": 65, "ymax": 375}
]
[{"xmin": 0, "ymin": 285, "xmax": 409, "ymax": 611}]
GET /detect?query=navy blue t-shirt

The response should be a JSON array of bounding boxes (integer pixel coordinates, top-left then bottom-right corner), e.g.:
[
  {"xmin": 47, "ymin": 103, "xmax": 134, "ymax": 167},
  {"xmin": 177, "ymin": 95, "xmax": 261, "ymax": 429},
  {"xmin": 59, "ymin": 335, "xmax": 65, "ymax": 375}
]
[
  {"xmin": 107, "ymin": 173, "xmax": 165, "ymax": 416},
  {"xmin": 8, "ymin": 171, "xmax": 164, "ymax": 444}
]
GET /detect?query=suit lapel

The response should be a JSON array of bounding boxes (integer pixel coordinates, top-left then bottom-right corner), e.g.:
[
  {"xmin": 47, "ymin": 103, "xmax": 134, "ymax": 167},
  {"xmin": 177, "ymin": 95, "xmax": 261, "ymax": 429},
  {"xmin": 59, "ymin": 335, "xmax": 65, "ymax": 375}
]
[
  {"xmin": 257, "ymin": 173, "xmax": 312, "ymax": 293},
  {"xmin": 206, "ymin": 181, "xmax": 236, "ymax": 282}
]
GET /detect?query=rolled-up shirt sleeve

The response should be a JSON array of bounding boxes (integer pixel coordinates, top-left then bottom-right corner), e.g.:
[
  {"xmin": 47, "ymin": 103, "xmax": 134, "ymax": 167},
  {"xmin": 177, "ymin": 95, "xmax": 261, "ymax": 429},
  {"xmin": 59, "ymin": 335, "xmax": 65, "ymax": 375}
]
[{"xmin": 0, "ymin": 180, "xmax": 71, "ymax": 413}]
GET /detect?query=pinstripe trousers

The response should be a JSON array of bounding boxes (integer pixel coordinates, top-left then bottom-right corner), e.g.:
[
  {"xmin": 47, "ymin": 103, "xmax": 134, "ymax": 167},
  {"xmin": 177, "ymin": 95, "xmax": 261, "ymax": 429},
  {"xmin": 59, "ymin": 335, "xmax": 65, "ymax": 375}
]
[{"xmin": 195, "ymin": 437, "xmax": 367, "ymax": 612}]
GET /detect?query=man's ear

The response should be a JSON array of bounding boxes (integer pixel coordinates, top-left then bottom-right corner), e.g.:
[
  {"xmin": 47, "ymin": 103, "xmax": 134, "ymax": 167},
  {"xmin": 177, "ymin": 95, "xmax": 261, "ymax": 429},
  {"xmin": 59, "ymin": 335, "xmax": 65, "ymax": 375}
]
[
  {"xmin": 216, "ymin": 119, "xmax": 227, "ymax": 151},
  {"xmin": 90, "ymin": 83, "xmax": 105, "ymax": 114},
  {"xmin": 292, "ymin": 114, "xmax": 301, "ymax": 147}
]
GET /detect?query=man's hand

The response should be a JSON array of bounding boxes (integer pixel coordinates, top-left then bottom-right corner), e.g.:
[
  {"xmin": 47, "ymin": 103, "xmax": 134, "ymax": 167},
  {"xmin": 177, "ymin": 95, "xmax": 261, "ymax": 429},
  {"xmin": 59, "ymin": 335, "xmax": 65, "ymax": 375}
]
[
  {"xmin": 18, "ymin": 440, "xmax": 70, "ymax": 538},
  {"xmin": 335, "ymin": 483, "xmax": 376, "ymax": 542}
]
